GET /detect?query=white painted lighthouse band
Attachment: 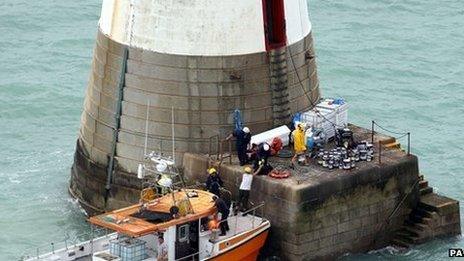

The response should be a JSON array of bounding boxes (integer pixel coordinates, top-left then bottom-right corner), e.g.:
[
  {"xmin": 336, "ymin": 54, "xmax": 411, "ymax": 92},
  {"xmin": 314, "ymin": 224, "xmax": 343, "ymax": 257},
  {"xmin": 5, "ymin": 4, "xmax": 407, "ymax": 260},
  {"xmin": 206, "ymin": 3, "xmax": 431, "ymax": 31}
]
[{"xmin": 70, "ymin": 0, "xmax": 320, "ymax": 213}]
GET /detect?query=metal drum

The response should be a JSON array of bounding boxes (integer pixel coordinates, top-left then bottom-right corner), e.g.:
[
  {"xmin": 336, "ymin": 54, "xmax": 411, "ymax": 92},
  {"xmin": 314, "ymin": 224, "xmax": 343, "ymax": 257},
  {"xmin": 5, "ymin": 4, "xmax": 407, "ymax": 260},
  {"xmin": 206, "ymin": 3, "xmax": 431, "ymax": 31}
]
[
  {"xmin": 359, "ymin": 149, "xmax": 367, "ymax": 161},
  {"xmin": 343, "ymin": 158, "xmax": 351, "ymax": 170}
]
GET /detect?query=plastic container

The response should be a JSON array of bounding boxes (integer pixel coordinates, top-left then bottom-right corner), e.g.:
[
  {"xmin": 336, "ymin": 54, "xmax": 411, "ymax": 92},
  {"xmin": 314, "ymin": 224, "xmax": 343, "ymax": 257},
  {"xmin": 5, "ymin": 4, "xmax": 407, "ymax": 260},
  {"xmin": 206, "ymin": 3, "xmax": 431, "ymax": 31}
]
[
  {"xmin": 301, "ymin": 108, "xmax": 337, "ymax": 139},
  {"xmin": 110, "ymin": 240, "xmax": 121, "ymax": 256},
  {"xmin": 116, "ymin": 238, "xmax": 147, "ymax": 261},
  {"xmin": 316, "ymin": 98, "xmax": 349, "ymax": 128}
]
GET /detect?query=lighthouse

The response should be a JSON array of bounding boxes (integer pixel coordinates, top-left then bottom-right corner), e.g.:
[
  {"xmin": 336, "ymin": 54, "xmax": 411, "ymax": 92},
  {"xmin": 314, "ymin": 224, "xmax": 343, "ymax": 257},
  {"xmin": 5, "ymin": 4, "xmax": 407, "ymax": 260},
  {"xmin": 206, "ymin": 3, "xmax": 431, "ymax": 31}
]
[{"xmin": 70, "ymin": 0, "xmax": 321, "ymax": 213}]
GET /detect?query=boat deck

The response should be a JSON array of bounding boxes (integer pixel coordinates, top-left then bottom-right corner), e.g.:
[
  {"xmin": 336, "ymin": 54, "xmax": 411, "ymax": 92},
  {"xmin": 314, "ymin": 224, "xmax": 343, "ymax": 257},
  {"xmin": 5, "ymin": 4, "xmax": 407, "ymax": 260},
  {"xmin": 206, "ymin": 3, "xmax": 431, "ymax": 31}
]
[{"xmin": 89, "ymin": 190, "xmax": 216, "ymax": 237}]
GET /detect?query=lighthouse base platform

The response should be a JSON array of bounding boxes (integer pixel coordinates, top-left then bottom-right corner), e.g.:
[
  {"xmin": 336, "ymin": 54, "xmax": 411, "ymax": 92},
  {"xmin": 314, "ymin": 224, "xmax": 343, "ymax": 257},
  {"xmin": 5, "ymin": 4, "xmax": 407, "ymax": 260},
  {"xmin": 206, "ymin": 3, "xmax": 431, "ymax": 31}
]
[{"xmin": 182, "ymin": 125, "xmax": 461, "ymax": 260}]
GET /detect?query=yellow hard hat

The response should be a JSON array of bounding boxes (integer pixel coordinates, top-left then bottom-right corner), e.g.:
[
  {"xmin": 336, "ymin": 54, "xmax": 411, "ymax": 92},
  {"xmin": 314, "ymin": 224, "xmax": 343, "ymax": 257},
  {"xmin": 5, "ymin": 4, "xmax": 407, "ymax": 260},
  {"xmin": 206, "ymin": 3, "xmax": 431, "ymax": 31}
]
[
  {"xmin": 208, "ymin": 168, "xmax": 217, "ymax": 175},
  {"xmin": 244, "ymin": 167, "xmax": 252, "ymax": 173}
]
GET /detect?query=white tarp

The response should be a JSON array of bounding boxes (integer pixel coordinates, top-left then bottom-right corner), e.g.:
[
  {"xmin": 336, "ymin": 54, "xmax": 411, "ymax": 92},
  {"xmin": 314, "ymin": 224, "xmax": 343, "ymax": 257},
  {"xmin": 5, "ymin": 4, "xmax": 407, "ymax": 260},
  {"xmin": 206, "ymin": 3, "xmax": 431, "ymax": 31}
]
[{"xmin": 250, "ymin": 125, "xmax": 291, "ymax": 147}]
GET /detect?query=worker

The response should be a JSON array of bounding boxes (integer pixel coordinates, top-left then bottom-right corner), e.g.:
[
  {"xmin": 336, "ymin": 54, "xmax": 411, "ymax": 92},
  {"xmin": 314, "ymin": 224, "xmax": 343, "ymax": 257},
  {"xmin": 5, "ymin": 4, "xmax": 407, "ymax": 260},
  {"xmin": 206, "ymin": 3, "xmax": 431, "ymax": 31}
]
[
  {"xmin": 207, "ymin": 215, "xmax": 220, "ymax": 241},
  {"xmin": 206, "ymin": 168, "xmax": 223, "ymax": 197},
  {"xmin": 207, "ymin": 215, "xmax": 219, "ymax": 230},
  {"xmin": 226, "ymin": 126, "xmax": 252, "ymax": 166},
  {"xmin": 157, "ymin": 234, "xmax": 168, "ymax": 261},
  {"xmin": 292, "ymin": 123, "xmax": 307, "ymax": 165},
  {"xmin": 238, "ymin": 165, "xmax": 262, "ymax": 213},
  {"xmin": 253, "ymin": 142, "xmax": 271, "ymax": 175},
  {"xmin": 212, "ymin": 196, "xmax": 230, "ymax": 236},
  {"xmin": 247, "ymin": 143, "xmax": 259, "ymax": 162}
]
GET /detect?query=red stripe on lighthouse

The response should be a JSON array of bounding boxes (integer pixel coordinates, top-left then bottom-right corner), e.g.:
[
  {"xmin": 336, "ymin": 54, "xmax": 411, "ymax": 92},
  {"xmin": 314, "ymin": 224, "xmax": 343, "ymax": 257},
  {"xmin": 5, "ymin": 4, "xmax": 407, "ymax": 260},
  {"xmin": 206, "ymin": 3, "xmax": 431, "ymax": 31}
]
[{"xmin": 262, "ymin": 0, "xmax": 287, "ymax": 51}]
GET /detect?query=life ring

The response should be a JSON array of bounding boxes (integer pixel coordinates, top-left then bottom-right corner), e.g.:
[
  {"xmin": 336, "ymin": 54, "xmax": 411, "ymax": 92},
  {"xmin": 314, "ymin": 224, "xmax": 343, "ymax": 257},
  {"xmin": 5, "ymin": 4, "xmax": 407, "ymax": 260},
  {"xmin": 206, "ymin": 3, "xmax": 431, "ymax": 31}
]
[{"xmin": 268, "ymin": 169, "xmax": 291, "ymax": 179}]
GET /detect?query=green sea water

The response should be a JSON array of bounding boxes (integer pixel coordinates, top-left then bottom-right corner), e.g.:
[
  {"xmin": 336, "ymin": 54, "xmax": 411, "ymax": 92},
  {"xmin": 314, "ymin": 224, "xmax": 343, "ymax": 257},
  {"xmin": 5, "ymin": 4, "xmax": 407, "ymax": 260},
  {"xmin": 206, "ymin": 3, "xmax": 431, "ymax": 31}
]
[{"xmin": 0, "ymin": 0, "xmax": 462, "ymax": 260}]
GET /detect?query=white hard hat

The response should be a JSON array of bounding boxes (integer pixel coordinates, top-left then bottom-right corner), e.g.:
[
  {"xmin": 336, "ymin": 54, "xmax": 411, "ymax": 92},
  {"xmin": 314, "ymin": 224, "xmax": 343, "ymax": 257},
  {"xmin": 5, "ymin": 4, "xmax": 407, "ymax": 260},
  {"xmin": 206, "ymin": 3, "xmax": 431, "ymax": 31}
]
[
  {"xmin": 243, "ymin": 127, "xmax": 250, "ymax": 133},
  {"xmin": 263, "ymin": 143, "xmax": 270, "ymax": 151}
]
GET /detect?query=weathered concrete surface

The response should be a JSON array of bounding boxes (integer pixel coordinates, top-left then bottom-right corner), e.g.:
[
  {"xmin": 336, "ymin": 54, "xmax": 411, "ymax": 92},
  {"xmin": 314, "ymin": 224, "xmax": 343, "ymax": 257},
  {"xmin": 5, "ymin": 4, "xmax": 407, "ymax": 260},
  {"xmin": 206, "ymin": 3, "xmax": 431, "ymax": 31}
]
[
  {"xmin": 183, "ymin": 126, "xmax": 422, "ymax": 260},
  {"xmin": 69, "ymin": 139, "xmax": 142, "ymax": 215},
  {"xmin": 70, "ymin": 29, "xmax": 320, "ymax": 213},
  {"xmin": 78, "ymin": 29, "xmax": 319, "ymax": 171},
  {"xmin": 417, "ymin": 193, "xmax": 461, "ymax": 240}
]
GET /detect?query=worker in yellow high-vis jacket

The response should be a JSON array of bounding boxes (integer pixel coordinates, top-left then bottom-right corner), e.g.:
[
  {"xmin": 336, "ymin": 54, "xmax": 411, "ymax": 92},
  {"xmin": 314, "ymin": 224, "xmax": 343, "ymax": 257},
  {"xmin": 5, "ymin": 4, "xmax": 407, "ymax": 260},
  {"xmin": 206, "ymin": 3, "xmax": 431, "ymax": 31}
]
[{"xmin": 292, "ymin": 123, "xmax": 307, "ymax": 165}]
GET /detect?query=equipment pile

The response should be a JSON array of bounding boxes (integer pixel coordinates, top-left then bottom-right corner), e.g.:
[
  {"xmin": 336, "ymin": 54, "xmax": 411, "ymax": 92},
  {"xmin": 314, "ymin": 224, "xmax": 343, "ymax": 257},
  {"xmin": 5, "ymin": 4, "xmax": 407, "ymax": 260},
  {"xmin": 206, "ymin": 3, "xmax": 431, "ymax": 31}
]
[{"xmin": 316, "ymin": 140, "xmax": 375, "ymax": 170}]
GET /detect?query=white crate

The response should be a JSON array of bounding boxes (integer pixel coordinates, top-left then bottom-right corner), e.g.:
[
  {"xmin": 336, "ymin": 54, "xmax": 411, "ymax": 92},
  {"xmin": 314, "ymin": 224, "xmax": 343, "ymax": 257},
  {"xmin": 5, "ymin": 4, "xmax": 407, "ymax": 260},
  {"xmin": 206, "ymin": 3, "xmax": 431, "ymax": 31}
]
[
  {"xmin": 110, "ymin": 240, "xmax": 121, "ymax": 256},
  {"xmin": 299, "ymin": 99, "xmax": 349, "ymax": 139},
  {"xmin": 316, "ymin": 99, "xmax": 349, "ymax": 127},
  {"xmin": 110, "ymin": 238, "xmax": 147, "ymax": 261},
  {"xmin": 301, "ymin": 108, "xmax": 337, "ymax": 139}
]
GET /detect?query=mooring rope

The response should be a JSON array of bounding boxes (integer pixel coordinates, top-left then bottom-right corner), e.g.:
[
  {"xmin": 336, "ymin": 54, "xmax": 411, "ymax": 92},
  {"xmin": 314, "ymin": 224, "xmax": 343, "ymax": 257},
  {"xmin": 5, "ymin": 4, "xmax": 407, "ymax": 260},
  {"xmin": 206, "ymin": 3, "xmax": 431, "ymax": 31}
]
[{"xmin": 287, "ymin": 46, "xmax": 346, "ymax": 129}]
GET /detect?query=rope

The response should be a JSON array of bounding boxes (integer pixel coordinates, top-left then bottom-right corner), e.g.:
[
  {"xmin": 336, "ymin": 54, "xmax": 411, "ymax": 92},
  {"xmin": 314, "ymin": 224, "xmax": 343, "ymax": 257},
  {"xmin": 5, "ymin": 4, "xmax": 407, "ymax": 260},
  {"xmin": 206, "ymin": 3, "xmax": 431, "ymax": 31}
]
[
  {"xmin": 287, "ymin": 46, "xmax": 346, "ymax": 129},
  {"xmin": 394, "ymin": 133, "xmax": 409, "ymax": 140},
  {"xmin": 373, "ymin": 121, "xmax": 408, "ymax": 136}
]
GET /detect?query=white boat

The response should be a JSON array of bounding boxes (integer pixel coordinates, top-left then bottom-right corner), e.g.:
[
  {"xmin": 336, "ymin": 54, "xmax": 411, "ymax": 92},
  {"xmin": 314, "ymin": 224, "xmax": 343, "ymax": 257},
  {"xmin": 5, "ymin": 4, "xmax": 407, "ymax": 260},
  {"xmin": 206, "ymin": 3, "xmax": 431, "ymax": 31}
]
[{"xmin": 22, "ymin": 154, "xmax": 270, "ymax": 261}]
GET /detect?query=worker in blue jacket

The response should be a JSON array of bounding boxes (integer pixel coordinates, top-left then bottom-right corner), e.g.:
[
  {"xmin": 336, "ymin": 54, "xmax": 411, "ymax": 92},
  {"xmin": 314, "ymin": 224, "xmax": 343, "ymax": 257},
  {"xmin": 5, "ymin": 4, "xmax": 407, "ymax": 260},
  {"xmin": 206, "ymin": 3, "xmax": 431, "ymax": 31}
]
[
  {"xmin": 206, "ymin": 168, "xmax": 223, "ymax": 197},
  {"xmin": 226, "ymin": 126, "xmax": 251, "ymax": 166},
  {"xmin": 253, "ymin": 142, "xmax": 271, "ymax": 175}
]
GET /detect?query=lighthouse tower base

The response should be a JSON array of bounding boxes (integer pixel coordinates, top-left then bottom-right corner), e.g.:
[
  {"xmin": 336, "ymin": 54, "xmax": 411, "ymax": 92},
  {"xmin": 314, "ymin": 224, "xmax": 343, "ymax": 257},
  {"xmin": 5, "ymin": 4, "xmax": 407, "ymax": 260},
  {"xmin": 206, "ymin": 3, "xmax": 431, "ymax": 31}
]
[{"xmin": 69, "ymin": 29, "xmax": 321, "ymax": 213}]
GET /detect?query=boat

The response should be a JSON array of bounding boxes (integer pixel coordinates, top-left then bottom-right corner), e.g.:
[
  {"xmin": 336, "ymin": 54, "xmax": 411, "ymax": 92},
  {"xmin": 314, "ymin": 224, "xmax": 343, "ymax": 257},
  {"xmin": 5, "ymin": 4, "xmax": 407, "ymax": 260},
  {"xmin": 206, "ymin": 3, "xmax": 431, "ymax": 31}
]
[{"xmin": 22, "ymin": 153, "xmax": 270, "ymax": 261}]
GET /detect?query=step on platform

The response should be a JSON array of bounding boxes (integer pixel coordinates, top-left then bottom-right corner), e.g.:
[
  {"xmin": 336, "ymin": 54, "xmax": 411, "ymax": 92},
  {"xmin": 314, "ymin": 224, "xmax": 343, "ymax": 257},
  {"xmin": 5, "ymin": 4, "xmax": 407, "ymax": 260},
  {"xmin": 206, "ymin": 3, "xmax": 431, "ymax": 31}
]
[{"xmin": 391, "ymin": 176, "xmax": 461, "ymax": 248}]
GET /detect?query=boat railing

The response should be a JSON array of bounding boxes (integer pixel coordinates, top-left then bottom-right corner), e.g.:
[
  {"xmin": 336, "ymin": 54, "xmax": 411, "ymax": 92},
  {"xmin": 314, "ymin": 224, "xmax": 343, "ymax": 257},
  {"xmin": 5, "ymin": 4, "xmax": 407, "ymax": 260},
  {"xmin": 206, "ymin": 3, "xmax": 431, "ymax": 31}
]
[
  {"xmin": 217, "ymin": 202, "xmax": 266, "ymax": 237},
  {"xmin": 20, "ymin": 227, "xmax": 113, "ymax": 260},
  {"xmin": 175, "ymin": 250, "xmax": 206, "ymax": 261}
]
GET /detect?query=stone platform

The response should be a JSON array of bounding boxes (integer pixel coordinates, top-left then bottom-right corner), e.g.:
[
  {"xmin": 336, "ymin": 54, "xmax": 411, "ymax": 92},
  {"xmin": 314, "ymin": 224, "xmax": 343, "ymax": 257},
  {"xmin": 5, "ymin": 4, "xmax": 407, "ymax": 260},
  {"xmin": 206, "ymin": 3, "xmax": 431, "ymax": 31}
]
[{"xmin": 183, "ymin": 125, "xmax": 460, "ymax": 260}]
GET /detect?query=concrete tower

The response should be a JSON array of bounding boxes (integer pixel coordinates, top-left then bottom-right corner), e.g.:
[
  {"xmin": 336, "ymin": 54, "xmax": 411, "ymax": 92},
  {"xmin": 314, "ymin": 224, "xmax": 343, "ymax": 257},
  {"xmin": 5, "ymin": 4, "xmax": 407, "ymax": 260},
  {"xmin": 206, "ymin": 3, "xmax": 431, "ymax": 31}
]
[{"xmin": 70, "ymin": 0, "xmax": 321, "ymax": 213}]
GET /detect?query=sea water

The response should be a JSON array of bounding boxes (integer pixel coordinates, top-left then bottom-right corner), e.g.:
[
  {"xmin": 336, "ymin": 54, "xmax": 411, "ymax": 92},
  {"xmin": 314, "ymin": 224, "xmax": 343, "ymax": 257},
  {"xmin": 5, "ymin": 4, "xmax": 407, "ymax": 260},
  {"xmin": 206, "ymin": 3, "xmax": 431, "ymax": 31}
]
[{"xmin": 0, "ymin": 0, "xmax": 462, "ymax": 260}]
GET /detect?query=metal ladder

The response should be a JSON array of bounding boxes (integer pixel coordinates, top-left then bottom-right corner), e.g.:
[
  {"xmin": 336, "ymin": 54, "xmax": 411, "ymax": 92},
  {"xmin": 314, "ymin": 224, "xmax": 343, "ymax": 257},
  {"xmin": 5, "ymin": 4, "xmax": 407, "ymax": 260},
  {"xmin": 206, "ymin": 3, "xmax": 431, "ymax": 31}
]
[{"xmin": 269, "ymin": 47, "xmax": 291, "ymax": 126}]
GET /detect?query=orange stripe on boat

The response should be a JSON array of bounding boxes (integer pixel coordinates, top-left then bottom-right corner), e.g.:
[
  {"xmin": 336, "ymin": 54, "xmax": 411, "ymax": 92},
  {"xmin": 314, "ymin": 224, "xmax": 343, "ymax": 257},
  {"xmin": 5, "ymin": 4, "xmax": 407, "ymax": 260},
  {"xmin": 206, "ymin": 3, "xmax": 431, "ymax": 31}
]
[{"xmin": 211, "ymin": 229, "xmax": 269, "ymax": 261}]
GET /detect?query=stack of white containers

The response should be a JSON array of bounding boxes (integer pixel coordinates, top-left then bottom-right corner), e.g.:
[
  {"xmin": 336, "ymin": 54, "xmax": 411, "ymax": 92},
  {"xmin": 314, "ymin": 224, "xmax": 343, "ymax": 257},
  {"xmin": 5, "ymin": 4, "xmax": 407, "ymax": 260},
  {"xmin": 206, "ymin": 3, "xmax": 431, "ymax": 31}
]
[
  {"xmin": 109, "ymin": 238, "xmax": 147, "ymax": 261},
  {"xmin": 316, "ymin": 99, "xmax": 349, "ymax": 127},
  {"xmin": 300, "ymin": 99, "xmax": 349, "ymax": 139}
]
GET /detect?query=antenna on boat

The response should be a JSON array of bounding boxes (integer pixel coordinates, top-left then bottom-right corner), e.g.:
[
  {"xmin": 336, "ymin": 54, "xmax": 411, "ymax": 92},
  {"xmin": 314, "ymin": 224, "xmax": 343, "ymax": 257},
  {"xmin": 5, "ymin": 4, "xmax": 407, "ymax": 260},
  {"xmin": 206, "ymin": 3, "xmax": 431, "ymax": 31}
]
[
  {"xmin": 171, "ymin": 106, "xmax": 175, "ymax": 165},
  {"xmin": 138, "ymin": 99, "xmax": 150, "ymax": 179},
  {"xmin": 144, "ymin": 99, "xmax": 150, "ymax": 156}
]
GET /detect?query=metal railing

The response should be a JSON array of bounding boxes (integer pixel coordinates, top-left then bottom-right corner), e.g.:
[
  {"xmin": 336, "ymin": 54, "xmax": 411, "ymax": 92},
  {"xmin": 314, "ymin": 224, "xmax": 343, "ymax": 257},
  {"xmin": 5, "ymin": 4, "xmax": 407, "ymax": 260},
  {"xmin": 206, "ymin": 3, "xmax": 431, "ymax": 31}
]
[
  {"xmin": 20, "ymin": 228, "xmax": 113, "ymax": 260},
  {"xmin": 208, "ymin": 135, "xmax": 233, "ymax": 164},
  {"xmin": 216, "ymin": 202, "xmax": 266, "ymax": 237},
  {"xmin": 371, "ymin": 120, "xmax": 411, "ymax": 164},
  {"xmin": 175, "ymin": 250, "xmax": 205, "ymax": 261},
  {"xmin": 372, "ymin": 177, "xmax": 421, "ymax": 245}
]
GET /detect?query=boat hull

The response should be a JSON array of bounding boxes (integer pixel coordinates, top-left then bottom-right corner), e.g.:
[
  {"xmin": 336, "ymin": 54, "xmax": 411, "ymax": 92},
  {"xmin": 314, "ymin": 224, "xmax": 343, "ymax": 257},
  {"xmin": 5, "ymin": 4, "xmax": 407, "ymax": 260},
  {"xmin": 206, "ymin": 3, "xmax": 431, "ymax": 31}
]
[{"xmin": 208, "ymin": 229, "xmax": 269, "ymax": 261}]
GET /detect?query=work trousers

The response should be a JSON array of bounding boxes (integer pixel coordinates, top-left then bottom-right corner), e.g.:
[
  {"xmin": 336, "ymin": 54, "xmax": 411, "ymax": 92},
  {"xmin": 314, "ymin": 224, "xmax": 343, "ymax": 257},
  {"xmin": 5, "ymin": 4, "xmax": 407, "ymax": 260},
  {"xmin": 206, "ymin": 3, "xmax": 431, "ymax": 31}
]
[
  {"xmin": 220, "ymin": 219, "xmax": 230, "ymax": 235},
  {"xmin": 239, "ymin": 189, "xmax": 250, "ymax": 212},
  {"xmin": 237, "ymin": 145, "xmax": 248, "ymax": 166}
]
